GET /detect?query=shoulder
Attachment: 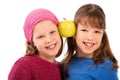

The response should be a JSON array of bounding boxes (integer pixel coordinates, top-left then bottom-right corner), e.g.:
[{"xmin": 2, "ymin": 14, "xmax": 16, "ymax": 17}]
[
  {"xmin": 11, "ymin": 56, "xmax": 34, "ymax": 69},
  {"xmin": 15, "ymin": 56, "xmax": 32, "ymax": 64},
  {"xmin": 98, "ymin": 59, "xmax": 116, "ymax": 71},
  {"xmin": 101, "ymin": 59, "xmax": 114, "ymax": 68},
  {"xmin": 98, "ymin": 60, "xmax": 118, "ymax": 80},
  {"xmin": 8, "ymin": 56, "xmax": 33, "ymax": 79}
]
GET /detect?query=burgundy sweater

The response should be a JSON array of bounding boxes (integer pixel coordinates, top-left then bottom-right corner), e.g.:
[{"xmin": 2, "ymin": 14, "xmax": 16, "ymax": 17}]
[{"xmin": 8, "ymin": 55, "xmax": 62, "ymax": 80}]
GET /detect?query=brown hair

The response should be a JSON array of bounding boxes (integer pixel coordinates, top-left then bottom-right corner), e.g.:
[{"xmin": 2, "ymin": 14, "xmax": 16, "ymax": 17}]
[
  {"xmin": 25, "ymin": 37, "xmax": 63, "ymax": 58},
  {"xmin": 62, "ymin": 3, "xmax": 119, "ymax": 77}
]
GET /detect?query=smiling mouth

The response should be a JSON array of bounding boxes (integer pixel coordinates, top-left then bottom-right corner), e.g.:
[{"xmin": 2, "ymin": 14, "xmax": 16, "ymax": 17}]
[
  {"xmin": 46, "ymin": 43, "xmax": 56, "ymax": 49},
  {"xmin": 84, "ymin": 42, "xmax": 95, "ymax": 47}
]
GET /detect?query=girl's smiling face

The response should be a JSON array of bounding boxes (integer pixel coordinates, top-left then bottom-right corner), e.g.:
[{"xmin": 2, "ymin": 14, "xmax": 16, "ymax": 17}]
[
  {"xmin": 75, "ymin": 23, "xmax": 104, "ymax": 58},
  {"xmin": 32, "ymin": 20, "xmax": 61, "ymax": 62}
]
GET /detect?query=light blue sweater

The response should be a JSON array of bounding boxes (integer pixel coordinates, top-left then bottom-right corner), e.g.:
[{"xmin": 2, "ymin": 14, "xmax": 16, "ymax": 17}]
[{"xmin": 65, "ymin": 56, "xmax": 119, "ymax": 80}]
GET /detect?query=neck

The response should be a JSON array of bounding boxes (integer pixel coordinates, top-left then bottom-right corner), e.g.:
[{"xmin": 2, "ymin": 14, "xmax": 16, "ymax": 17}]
[{"xmin": 38, "ymin": 55, "xmax": 57, "ymax": 63}]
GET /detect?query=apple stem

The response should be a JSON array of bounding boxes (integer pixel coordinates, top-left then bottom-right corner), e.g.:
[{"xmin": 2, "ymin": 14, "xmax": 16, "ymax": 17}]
[{"xmin": 63, "ymin": 18, "xmax": 67, "ymax": 21}]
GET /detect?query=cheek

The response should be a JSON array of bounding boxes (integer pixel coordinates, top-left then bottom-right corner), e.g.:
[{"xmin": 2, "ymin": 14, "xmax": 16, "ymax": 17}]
[
  {"xmin": 54, "ymin": 33, "xmax": 61, "ymax": 40},
  {"xmin": 96, "ymin": 35, "xmax": 103, "ymax": 45},
  {"xmin": 35, "ymin": 42, "xmax": 43, "ymax": 52},
  {"xmin": 57, "ymin": 36, "xmax": 62, "ymax": 45},
  {"xmin": 33, "ymin": 40, "xmax": 42, "ymax": 48},
  {"xmin": 75, "ymin": 32, "xmax": 83, "ymax": 41},
  {"xmin": 75, "ymin": 34, "xmax": 83, "ymax": 48}
]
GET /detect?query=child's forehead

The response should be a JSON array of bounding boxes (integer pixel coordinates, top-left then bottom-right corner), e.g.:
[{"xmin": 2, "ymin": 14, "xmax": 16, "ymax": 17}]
[
  {"xmin": 77, "ymin": 23, "xmax": 104, "ymax": 32},
  {"xmin": 79, "ymin": 16, "xmax": 98, "ymax": 23},
  {"xmin": 78, "ymin": 16, "xmax": 105, "ymax": 29}
]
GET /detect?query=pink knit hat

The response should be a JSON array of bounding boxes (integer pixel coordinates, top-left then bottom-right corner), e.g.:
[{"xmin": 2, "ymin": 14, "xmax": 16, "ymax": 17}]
[{"xmin": 23, "ymin": 8, "xmax": 59, "ymax": 43}]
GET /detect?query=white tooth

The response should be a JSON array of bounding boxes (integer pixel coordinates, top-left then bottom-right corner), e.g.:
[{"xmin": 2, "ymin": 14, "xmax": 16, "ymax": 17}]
[
  {"xmin": 49, "ymin": 45, "xmax": 55, "ymax": 48},
  {"xmin": 86, "ymin": 43, "xmax": 92, "ymax": 46}
]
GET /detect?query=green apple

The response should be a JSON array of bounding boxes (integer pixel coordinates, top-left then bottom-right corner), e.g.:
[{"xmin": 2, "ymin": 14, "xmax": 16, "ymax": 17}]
[{"xmin": 58, "ymin": 20, "xmax": 76, "ymax": 37}]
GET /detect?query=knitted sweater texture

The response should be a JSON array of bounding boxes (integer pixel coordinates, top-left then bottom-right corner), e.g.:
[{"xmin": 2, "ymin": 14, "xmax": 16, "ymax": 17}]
[{"xmin": 8, "ymin": 55, "xmax": 62, "ymax": 80}]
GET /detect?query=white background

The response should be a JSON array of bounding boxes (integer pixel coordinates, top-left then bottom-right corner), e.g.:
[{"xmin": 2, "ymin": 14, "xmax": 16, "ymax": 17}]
[{"xmin": 0, "ymin": 0, "xmax": 120, "ymax": 80}]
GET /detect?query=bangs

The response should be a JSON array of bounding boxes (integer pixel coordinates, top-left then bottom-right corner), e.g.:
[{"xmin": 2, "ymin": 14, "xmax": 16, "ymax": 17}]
[{"xmin": 79, "ymin": 14, "xmax": 106, "ymax": 29}]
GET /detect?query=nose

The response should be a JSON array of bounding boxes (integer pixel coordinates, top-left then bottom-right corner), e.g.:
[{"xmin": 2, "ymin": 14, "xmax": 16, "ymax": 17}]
[
  {"xmin": 46, "ymin": 35, "xmax": 52, "ymax": 44},
  {"xmin": 87, "ymin": 38, "xmax": 93, "ymax": 41},
  {"xmin": 86, "ymin": 32, "xmax": 93, "ymax": 41}
]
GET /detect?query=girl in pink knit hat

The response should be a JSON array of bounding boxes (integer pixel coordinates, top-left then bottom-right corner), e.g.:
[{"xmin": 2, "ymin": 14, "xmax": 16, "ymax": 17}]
[{"xmin": 8, "ymin": 8, "xmax": 63, "ymax": 80}]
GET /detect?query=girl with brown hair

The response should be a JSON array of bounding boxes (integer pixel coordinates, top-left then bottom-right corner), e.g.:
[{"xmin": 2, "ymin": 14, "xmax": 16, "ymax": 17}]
[{"xmin": 62, "ymin": 3, "xmax": 119, "ymax": 80}]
